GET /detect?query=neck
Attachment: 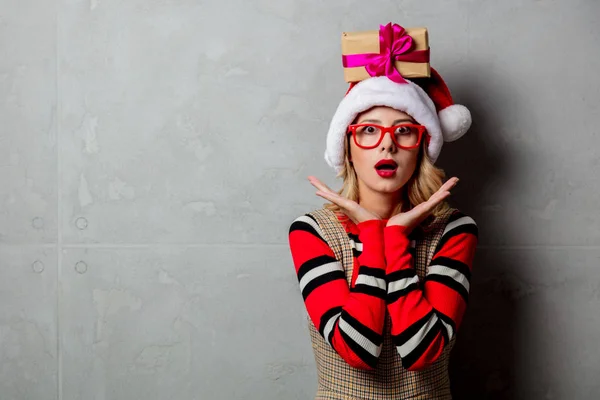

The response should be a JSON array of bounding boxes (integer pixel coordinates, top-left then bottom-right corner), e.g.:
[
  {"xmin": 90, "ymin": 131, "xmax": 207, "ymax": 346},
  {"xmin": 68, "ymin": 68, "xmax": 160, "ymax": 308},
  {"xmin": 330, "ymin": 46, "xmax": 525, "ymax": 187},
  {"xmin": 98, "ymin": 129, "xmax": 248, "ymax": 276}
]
[{"xmin": 357, "ymin": 181, "xmax": 403, "ymax": 220}]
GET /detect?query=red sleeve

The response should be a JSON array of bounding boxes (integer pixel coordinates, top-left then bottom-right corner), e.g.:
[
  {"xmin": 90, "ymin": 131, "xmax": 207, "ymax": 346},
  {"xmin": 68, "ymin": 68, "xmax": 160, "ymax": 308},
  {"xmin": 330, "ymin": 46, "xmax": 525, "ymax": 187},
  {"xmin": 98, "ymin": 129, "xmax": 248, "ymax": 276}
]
[
  {"xmin": 288, "ymin": 214, "xmax": 387, "ymax": 370},
  {"xmin": 384, "ymin": 211, "xmax": 478, "ymax": 371}
]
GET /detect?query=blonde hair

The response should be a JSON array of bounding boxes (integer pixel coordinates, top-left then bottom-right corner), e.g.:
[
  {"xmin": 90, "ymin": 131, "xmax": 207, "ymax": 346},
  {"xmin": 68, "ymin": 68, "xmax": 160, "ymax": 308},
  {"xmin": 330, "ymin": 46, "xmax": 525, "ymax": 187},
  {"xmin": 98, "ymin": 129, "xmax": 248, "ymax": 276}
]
[{"xmin": 324, "ymin": 134, "xmax": 452, "ymax": 225}]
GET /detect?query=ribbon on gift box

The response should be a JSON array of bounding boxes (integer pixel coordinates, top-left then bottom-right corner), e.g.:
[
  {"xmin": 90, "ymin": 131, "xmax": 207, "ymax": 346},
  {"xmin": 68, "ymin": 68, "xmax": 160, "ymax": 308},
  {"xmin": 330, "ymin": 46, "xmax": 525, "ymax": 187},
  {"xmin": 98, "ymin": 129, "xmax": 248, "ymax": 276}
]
[{"xmin": 342, "ymin": 22, "xmax": 430, "ymax": 84}]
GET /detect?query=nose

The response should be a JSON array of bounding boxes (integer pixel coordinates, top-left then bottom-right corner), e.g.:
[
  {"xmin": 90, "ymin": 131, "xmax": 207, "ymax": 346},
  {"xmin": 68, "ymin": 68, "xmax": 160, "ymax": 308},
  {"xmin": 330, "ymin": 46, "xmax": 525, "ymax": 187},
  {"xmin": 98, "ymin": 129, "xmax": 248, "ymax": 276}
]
[{"xmin": 380, "ymin": 130, "xmax": 397, "ymax": 153}]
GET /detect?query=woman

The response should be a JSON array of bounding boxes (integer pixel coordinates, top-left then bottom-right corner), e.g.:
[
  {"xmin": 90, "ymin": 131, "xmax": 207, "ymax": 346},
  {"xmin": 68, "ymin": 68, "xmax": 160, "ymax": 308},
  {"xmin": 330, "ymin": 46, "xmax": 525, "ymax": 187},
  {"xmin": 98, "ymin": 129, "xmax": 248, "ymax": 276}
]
[{"xmin": 287, "ymin": 65, "xmax": 479, "ymax": 399}]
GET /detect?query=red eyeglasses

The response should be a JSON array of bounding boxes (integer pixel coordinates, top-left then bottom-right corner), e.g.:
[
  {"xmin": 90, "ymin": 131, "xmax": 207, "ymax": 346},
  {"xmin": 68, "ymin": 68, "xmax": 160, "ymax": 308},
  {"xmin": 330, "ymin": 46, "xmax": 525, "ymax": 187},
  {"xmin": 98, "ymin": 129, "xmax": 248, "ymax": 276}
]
[{"xmin": 347, "ymin": 123, "xmax": 430, "ymax": 149}]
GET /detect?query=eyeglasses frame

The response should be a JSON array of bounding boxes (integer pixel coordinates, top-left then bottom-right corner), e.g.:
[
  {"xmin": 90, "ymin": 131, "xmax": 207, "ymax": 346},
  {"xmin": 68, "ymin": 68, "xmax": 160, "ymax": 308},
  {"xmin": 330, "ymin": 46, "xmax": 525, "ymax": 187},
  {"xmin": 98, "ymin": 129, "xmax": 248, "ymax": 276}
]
[{"xmin": 346, "ymin": 123, "xmax": 430, "ymax": 150}]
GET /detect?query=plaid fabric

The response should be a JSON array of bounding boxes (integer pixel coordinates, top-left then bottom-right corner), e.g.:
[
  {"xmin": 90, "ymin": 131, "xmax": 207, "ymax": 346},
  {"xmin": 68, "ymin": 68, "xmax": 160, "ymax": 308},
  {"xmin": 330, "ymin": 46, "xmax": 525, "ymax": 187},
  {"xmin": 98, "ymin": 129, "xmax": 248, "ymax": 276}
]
[{"xmin": 306, "ymin": 208, "xmax": 458, "ymax": 400}]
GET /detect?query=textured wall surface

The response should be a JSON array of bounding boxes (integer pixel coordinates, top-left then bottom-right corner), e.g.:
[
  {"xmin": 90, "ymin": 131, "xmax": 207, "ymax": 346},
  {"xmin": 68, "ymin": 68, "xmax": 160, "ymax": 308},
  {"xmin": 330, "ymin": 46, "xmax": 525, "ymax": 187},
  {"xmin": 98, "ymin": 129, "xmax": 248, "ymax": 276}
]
[{"xmin": 1, "ymin": 0, "xmax": 599, "ymax": 399}]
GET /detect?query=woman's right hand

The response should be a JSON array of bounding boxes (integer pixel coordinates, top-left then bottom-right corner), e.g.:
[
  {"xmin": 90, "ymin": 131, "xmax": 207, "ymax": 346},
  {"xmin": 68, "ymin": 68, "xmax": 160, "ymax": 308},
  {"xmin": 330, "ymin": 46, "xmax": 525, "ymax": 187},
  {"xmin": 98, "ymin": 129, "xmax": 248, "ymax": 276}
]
[{"xmin": 308, "ymin": 176, "xmax": 382, "ymax": 224}]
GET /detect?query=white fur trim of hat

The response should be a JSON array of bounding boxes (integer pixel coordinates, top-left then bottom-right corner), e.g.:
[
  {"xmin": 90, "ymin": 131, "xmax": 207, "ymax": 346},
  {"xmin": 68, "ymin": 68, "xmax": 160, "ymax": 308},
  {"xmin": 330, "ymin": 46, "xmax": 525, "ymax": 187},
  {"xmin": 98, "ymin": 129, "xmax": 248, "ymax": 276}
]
[{"xmin": 324, "ymin": 68, "xmax": 472, "ymax": 174}]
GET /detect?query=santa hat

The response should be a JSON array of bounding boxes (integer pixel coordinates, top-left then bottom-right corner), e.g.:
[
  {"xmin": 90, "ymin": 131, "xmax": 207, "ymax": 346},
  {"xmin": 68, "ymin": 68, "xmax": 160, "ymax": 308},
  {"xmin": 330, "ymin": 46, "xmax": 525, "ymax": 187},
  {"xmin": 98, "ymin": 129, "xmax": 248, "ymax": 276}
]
[{"xmin": 324, "ymin": 67, "xmax": 471, "ymax": 173}]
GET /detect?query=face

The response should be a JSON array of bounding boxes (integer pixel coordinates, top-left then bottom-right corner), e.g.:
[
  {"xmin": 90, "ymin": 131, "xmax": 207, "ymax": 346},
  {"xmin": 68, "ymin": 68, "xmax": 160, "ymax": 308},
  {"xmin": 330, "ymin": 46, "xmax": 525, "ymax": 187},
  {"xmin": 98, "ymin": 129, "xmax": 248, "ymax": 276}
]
[{"xmin": 348, "ymin": 106, "xmax": 422, "ymax": 195}]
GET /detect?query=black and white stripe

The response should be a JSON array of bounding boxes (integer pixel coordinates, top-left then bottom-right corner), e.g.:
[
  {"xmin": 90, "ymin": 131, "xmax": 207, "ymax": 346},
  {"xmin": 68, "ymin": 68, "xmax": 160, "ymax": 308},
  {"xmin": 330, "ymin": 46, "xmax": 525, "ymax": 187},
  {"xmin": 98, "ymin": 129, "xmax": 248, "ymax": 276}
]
[
  {"xmin": 348, "ymin": 232, "xmax": 363, "ymax": 258},
  {"xmin": 424, "ymin": 256, "xmax": 471, "ymax": 303},
  {"xmin": 435, "ymin": 310, "xmax": 456, "ymax": 342},
  {"xmin": 338, "ymin": 310, "xmax": 383, "ymax": 368},
  {"xmin": 393, "ymin": 310, "xmax": 444, "ymax": 369},
  {"xmin": 387, "ymin": 269, "xmax": 420, "ymax": 303},
  {"xmin": 319, "ymin": 306, "xmax": 342, "ymax": 344},
  {"xmin": 289, "ymin": 214, "xmax": 327, "ymax": 244},
  {"xmin": 434, "ymin": 212, "xmax": 478, "ymax": 254},
  {"xmin": 319, "ymin": 308, "xmax": 383, "ymax": 368},
  {"xmin": 297, "ymin": 255, "xmax": 346, "ymax": 300},
  {"xmin": 290, "ymin": 215, "xmax": 346, "ymax": 299},
  {"xmin": 352, "ymin": 266, "xmax": 387, "ymax": 299}
]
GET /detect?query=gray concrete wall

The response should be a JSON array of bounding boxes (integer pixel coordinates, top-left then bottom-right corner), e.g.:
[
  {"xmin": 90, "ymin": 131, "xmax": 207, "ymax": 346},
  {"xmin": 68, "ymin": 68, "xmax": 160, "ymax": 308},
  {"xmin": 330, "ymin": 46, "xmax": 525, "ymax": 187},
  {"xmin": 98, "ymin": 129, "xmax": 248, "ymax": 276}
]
[{"xmin": 1, "ymin": 0, "xmax": 598, "ymax": 398}]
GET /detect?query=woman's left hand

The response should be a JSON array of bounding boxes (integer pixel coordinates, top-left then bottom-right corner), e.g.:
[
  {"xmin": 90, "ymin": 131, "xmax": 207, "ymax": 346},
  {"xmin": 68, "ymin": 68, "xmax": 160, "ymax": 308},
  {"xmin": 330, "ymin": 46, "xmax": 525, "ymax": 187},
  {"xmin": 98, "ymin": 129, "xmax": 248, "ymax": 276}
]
[{"xmin": 387, "ymin": 177, "xmax": 459, "ymax": 233}]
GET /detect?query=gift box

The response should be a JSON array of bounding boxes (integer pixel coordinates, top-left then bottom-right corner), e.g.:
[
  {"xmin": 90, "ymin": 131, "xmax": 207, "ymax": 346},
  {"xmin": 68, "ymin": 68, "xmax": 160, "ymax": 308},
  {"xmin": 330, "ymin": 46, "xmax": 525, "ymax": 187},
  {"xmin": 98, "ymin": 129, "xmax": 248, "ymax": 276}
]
[{"xmin": 341, "ymin": 24, "xmax": 430, "ymax": 83}]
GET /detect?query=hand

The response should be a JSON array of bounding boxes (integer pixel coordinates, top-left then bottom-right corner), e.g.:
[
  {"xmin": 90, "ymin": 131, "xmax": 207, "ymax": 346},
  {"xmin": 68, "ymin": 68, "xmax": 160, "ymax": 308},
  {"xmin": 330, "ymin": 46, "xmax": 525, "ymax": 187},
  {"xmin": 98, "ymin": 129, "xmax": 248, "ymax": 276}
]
[
  {"xmin": 308, "ymin": 176, "xmax": 381, "ymax": 224},
  {"xmin": 387, "ymin": 177, "xmax": 459, "ymax": 234}
]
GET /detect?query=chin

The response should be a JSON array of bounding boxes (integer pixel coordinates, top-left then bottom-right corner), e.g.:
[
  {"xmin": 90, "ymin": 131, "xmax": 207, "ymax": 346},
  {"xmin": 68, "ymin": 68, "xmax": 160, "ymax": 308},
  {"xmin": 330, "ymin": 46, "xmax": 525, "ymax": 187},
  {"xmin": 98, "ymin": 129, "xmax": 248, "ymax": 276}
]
[
  {"xmin": 379, "ymin": 182, "xmax": 405, "ymax": 193},
  {"xmin": 358, "ymin": 169, "xmax": 407, "ymax": 194},
  {"xmin": 368, "ymin": 178, "xmax": 406, "ymax": 194}
]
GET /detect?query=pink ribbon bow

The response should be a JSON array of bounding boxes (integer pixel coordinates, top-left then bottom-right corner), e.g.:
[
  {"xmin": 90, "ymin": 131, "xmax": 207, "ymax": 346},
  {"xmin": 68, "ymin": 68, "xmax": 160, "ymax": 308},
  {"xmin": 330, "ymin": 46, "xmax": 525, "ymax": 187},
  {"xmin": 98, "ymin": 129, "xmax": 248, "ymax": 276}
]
[{"xmin": 342, "ymin": 23, "xmax": 430, "ymax": 84}]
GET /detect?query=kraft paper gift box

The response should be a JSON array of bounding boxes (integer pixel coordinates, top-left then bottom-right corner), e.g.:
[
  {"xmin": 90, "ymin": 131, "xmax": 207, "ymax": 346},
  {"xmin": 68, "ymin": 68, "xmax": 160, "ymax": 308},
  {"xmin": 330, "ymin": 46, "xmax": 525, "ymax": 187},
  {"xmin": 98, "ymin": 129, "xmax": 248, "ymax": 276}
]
[{"xmin": 341, "ymin": 25, "xmax": 430, "ymax": 83}]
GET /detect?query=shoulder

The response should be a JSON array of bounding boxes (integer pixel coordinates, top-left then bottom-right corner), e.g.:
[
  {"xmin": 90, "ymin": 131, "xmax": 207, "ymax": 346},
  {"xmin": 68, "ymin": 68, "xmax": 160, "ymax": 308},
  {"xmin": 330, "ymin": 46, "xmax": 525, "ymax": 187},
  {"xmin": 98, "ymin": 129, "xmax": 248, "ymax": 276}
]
[
  {"xmin": 288, "ymin": 209, "xmax": 327, "ymax": 236},
  {"xmin": 442, "ymin": 209, "xmax": 479, "ymax": 238},
  {"xmin": 446, "ymin": 208, "xmax": 478, "ymax": 227}
]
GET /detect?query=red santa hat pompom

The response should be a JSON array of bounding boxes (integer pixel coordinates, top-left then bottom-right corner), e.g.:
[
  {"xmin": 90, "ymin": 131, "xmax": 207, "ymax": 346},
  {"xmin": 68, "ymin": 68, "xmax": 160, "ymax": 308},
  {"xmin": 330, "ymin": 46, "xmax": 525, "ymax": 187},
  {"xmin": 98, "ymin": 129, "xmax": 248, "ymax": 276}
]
[{"xmin": 324, "ymin": 67, "xmax": 472, "ymax": 173}]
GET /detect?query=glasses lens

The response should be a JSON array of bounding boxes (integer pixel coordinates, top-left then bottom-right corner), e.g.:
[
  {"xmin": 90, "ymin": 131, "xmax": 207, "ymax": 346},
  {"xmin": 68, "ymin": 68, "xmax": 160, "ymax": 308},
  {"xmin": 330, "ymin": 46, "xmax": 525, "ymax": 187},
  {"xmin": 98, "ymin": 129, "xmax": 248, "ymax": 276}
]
[
  {"xmin": 355, "ymin": 125, "xmax": 382, "ymax": 147},
  {"xmin": 352, "ymin": 125, "xmax": 423, "ymax": 148},
  {"xmin": 394, "ymin": 125, "xmax": 420, "ymax": 147}
]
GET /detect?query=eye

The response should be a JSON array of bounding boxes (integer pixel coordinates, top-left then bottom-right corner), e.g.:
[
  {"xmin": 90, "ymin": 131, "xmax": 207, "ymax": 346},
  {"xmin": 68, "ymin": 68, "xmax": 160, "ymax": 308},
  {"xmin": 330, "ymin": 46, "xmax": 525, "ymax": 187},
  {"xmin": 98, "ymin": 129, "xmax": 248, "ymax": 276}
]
[
  {"xmin": 395, "ymin": 126, "xmax": 413, "ymax": 135},
  {"xmin": 359, "ymin": 125, "xmax": 379, "ymax": 135}
]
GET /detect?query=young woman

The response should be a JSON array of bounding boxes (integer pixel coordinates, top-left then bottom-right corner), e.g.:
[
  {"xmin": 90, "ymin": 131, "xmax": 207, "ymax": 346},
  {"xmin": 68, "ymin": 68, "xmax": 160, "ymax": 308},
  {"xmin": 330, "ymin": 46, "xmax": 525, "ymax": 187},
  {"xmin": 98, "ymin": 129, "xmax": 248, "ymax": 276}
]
[{"xmin": 288, "ymin": 68, "xmax": 479, "ymax": 399}]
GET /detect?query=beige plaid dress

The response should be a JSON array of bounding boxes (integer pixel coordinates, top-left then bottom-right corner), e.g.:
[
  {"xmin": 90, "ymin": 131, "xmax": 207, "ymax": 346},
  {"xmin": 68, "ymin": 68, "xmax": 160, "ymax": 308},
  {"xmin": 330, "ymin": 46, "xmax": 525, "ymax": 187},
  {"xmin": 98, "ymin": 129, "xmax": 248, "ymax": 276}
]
[{"xmin": 305, "ymin": 207, "xmax": 458, "ymax": 400}]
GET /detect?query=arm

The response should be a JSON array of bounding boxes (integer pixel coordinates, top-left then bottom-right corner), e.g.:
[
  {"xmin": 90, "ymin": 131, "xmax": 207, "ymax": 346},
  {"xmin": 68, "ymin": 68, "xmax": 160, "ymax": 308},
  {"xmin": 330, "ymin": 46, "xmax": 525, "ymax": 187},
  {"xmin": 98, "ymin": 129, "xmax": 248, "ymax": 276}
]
[
  {"xmin": 384, "ymin": 211, "xmax": 478, "ymax": 371},
  {"xmin": 288, "ymin": 214, "xmax": 387, "ymax": 370}
]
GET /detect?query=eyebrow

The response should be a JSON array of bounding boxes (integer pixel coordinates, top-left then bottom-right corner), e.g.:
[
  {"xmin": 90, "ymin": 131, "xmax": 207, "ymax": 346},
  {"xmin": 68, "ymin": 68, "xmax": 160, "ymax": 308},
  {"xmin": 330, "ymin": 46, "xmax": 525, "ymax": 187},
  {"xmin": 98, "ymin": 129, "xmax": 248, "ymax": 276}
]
[{"xmin": 357, "ymin": 118, "xmax": 415, "ymax": 124}]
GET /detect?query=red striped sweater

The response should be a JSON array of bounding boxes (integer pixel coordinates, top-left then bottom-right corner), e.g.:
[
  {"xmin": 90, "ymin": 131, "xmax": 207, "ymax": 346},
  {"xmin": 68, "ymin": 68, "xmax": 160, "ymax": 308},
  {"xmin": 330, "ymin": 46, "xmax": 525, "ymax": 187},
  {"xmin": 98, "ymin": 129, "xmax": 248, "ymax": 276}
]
[{"xmin": 287, "ymin": 210, "xmax": 478, "ymax": 371}]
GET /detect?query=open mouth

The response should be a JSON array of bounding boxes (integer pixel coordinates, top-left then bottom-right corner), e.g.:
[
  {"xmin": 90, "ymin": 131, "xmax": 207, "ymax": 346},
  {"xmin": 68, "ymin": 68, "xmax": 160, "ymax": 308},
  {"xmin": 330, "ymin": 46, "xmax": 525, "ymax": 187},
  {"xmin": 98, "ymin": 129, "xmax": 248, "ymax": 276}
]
[
  {"xmin": 374, "ymin": 159, "xmax": 398, "ymax": 177},
  {"xmin": 375, "ymin": 164, "xmax": 397, "ymax": 171},
  {"xmin": 374, "ymin": 159, "xmax": 398, "ymax": 170}
]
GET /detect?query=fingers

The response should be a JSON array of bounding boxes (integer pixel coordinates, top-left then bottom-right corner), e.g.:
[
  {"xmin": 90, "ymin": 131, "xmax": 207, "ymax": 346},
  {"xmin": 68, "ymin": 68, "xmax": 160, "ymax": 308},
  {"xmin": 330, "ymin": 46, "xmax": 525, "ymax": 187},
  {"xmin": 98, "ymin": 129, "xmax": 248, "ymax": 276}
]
[
  {"xmin": 431, "ymin": 188, "xmax": 451, "ymax": 203},
  {"xmin": 309, "ymin": 175, "xmax": 458, "ymax": 225},
  {"xmin": 316, "ymin": 189, "xmax": 353, "ymax": 210},
  {"xmin": 422, "ymin": 177, "xmax": 458, "ymax": 211},
  {"xmin": 309, "ymin": 176, "xmax": 362, "ymax": 223},
  {"xmin": 309, "ymin": 176, "xmax": 345, "ymax": 207},
  {"xmin": 441, "ymin": 177, "xmax": 459, "ymax": 191},
  {"xmin": 433, "ymin": 177, "xmax": 458, "ymax": 199},
  {"xmin": 308, "ymin": 176, "xmax": 337, "ymax": 196},
  {"xmin": 315, "ymin": 189, "xmax": 339, "ymax": 202}
]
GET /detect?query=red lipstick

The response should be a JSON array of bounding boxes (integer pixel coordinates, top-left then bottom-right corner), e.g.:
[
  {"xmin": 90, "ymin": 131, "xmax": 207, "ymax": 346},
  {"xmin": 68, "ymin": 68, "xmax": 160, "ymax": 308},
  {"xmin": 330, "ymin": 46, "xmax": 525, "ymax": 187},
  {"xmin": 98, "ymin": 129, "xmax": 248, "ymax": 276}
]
[{"xmin": 374, "ymin": 159, "xmax": 398, "ymax": 178}]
